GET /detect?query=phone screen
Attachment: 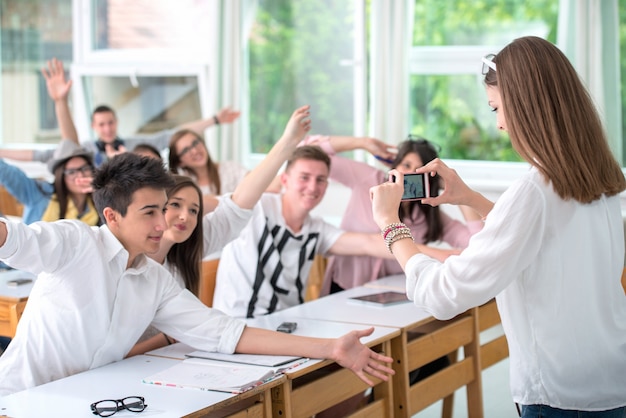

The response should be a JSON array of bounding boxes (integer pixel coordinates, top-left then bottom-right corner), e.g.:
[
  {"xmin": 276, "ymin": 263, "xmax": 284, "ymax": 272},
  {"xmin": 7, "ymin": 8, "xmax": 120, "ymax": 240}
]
[{"xmin": 401, "ymin": 173, "xmax": 427, "ymax": 201}]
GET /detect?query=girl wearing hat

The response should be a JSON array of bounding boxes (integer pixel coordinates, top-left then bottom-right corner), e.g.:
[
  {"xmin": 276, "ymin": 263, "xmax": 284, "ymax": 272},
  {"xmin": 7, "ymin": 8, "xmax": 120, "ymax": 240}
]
[{"xmin": 0, "ymin": 139, "xmax": 99, "ymax": 226}]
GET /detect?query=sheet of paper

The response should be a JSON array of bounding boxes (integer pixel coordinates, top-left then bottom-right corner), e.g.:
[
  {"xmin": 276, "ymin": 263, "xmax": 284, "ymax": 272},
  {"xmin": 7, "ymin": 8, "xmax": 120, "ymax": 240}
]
[{"xmin": 142, "ymin": 358, "xmax": 277, "ymax": 394}]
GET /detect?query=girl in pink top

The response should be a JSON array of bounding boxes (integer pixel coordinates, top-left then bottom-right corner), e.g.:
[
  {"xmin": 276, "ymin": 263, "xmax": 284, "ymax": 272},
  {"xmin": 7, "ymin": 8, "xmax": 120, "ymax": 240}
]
[{"xmin": 306, "ymin": 135, "xmax": 483, "ymax": 294}]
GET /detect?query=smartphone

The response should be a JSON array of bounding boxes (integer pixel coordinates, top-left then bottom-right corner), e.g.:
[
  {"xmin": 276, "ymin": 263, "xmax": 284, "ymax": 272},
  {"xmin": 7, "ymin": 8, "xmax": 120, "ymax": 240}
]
[
  {"xmin": 276, "ymin": 322, "xmax": 298, "ymax": 333},
  {"xmin": 398, "ymin": 173, "xmax": 430, "ymax": 201},
  {"xmin": 6, "ymin": 278, "xmax": 33, "ymax": 287}
]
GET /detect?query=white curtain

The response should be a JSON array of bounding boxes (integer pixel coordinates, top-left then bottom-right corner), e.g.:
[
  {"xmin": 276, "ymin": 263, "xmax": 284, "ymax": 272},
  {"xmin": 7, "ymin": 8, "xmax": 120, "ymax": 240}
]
[
  {"xmin": 368, "ymin": 0, "xmax": 415, "ymax": 144},
  {"xmin": 557, "ymin": 0, "xmax": 622, "ymax": 163},
  {"xmin": 214, "ymin": 0, "xmax": 257, "ymax": 164}
]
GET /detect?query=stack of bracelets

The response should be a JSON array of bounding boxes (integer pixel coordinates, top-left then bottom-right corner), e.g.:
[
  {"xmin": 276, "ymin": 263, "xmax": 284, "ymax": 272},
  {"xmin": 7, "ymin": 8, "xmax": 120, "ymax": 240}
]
[{"xmin": 381, "ymin": 222, "xmax": 414, "ymax": 254}]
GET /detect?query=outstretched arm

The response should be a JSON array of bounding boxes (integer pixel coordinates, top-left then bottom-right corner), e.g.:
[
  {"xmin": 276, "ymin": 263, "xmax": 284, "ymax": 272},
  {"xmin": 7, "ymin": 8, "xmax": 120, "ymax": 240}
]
[
  {"xmin": 177, "ymin": 107, "xmax": 242, "ymax": 135},
  {"xmin": 41, "ymin": 58, "xmax": 78, "ymax": 144},
  {"xmin": 236, "ymin": 326, "xmax": 394, "ymax": 386},
  {"xmin": 0, "ymin": 149, "xmax": 35, "ymax": 161},
  {"xmin": 229, "ymin": 105, "xmax": 311, "ymax": 209}
]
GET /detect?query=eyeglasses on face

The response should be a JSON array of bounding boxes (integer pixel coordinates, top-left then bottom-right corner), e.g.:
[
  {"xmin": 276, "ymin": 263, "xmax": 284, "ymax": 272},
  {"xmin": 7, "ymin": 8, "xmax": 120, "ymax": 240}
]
[
  {"xmin": 90, "ymin": 396, "xmax": 147, "ymax": 417},
  {"xmin": 406, "ymin": 134, "xmax": 442, "ymax": 153},
  {"xmin": 64, "ymin": 164, "xmax": 94, "ymax": 177},
  {"xmin": 481, "ymin": 53, "xmax": 497, "ymax": 75},
  {"xmin": 178, "ymin": 138, "xmax": 203, "ymax": 157}
]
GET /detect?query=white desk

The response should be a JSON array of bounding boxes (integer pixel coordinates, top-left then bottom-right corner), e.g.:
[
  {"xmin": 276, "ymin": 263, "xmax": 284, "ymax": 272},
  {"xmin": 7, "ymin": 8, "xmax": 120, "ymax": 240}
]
[
  {"xmin": 245, "ymin": 313, "xmax": 400, "ymax": 418},
  {"xmin": 0, "ymin": 269, "xmax": 36, "ymax": 338},
  {"xmin": 277, "ymin": 280, "xmax": 484, "ymax": 418},
  {"xmin": 0, "ymin": 354, "xmax": 280, "ymax": 418}
]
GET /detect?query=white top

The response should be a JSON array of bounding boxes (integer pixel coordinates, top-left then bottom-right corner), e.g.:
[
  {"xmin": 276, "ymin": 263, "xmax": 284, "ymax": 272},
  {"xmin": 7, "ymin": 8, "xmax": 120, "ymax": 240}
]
[
  {"xmin": 404, "ymin": 167, "xmax": 626, "ymax": 410},
  {"xmin": 213, "ymin": 193, "xmax": 343, "ymax": 318},
  {"xmin": 0, "ymin": 218, "xmax": 247, "ymax": 396}
]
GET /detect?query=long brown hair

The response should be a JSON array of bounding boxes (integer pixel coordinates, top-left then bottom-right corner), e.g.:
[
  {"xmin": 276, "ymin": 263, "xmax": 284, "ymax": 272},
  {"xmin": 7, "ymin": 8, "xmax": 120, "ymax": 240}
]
[
  {"xmin": 484, "ymin": 36, "xmax": 625, "ymax": 203},
  {"xmin": 168, "ymin": 130, "xmax": 222, "ymax": 194},
  {"xmin": 53, "ymin": 156, "xmax": 95, "ymax": 220},
  {"xmin": 166, "ymin": 175, "xmax": 204, "ymax": 295}
]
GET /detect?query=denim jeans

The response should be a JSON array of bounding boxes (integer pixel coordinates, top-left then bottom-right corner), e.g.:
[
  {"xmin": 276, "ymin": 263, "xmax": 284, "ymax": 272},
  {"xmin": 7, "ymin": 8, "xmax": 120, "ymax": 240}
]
[
  {"xmin": 0, "ymin": 159, "xmax": 53, "ymax": 224},
  {"xmin": 522, "ymin": 404, "xmax": 626, "ymax": 418}
]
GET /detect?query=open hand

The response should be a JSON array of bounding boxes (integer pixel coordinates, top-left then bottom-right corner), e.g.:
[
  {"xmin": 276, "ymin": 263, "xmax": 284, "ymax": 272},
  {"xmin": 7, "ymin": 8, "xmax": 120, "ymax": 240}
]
[
  {"xmin": 215, "ymin": 107, "xmax": 241, "ymax": 125},
  {"xmin": 41, "ymin": 58, "xmax": 71, "ymax": 102},
  {"xmin": 281, "ymin": 105, "xmax": 312, "ymax": 145},
  {"xmin": 333, "ymin": 327, "xmax": 395, "ymax": 386}
]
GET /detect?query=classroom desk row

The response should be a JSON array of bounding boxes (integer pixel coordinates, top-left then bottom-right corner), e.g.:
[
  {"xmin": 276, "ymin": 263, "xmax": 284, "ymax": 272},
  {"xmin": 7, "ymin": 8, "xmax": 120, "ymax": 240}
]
[{"xmin": 0, "ymin": 275, "xmax": 496, "ymax": 418}]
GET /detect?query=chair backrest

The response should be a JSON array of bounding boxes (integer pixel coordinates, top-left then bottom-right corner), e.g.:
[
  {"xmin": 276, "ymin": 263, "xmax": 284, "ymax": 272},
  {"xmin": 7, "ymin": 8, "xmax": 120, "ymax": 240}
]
[
  {"xmin": 0, "ymin": 185, "xmax": 24, "ymax": 217},
  {"xmin": 477, "ymin": 299, "xmax": 509, "ymax": 370},
  {"xmin": 199, "ymin": 259, "xmax": 220, "ymax": 307},
  {"xmin": 9, "ymin": 300, "xmax": 27, "ymax": 337},
  {"xmin": 622, "ymin": 267, "xmax": 626, "ymax": 294}
]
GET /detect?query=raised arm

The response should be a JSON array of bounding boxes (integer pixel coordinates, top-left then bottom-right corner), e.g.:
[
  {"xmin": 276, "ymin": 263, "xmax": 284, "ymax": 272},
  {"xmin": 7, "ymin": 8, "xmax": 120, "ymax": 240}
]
[
  {"xmin": 177, "ymin": 107, "xmax": 242, "ymax": 135},
  {"xmin": 307, "ymin": 135, "xmax": 397, "ymax": 163},
  {"xmin": 229, "ymin": 105, "xmax": 311, "ymax": 209},
  {"xmin": 41, "ymin": 58, "xmax": 78, "ymax": 144}
]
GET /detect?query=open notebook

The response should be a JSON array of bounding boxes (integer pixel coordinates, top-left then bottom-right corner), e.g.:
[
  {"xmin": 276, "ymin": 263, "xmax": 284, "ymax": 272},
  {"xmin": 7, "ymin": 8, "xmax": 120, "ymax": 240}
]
[{"xmin": 143, "ymin": 357, "xmax": 308, "ymax": 394}]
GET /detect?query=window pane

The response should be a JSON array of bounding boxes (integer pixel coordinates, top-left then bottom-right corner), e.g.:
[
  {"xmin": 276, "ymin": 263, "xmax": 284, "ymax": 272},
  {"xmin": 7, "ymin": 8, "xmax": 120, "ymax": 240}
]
[
  {"xmin": 92, "ymin": 0, "xmax": 211, "ymax": 52},
  {"xmin": 412, "ymin": 0, "xmax": 558, "ymax": 46},
  {"xmin": 410, "ymin": 0, "xmax": 558, "ymax": 162},
  {"xmin": 80, "ymin": 75, "xmax": 201, "ymax": 137},
  {"xmin": 409, "ymin": 74, "xmax": 518, "ymax": 161},
  {"xmin": 0, "ymin": 0, "xmax": 72, "ymax": 145},
  {"xmin": 248, "ymin": 0, "xmax": 357, "ymax": 153}
]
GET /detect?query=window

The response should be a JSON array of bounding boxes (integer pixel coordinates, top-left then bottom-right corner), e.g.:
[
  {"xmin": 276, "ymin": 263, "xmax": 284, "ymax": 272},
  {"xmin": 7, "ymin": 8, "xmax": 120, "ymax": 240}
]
[
  {"xmin": 408, "ymin": 0, "xmax": 558, "ymax": 162},
  {"xmin": 0, "ymin": 0, "xmax": 72, "ymax": 145},
  {"xmin": 246, "ymin": 0, "xmax": 366, "ymax": 153}
]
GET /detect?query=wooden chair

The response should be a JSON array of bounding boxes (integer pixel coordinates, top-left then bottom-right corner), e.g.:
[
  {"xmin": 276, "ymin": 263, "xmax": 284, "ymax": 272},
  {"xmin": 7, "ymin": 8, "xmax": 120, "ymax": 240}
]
[
  {"xmin": 0, "ymin": 185, "xmax": 23, "ymax": 217},
  {"xmin": 305, "ymin": 254, "xmax": 327, "ymax": 301},
  {"xmin": 9, "ymin": 300, "xmax": 27, "ymax": 337},
  {"xmin": 199, "ymin": 259, "xmax": 220, "ymax": 307},
  {"xmin": 621, "ymin": 267, "xmax": 626, "ymax": 294}
]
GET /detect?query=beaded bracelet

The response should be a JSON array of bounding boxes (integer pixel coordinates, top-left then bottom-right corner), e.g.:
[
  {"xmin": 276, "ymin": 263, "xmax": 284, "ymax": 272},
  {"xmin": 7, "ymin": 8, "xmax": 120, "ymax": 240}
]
[
  {"xmin": 381, "ymin": 222, "xmax": 407, "ymax": 240},
  {"xmin": 381, "ymin": 222, "xmax": 414, "ymax": 254}
]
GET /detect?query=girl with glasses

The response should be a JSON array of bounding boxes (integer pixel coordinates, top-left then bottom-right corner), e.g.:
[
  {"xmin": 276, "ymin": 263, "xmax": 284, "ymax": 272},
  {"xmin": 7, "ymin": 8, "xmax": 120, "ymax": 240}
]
[
  {"xmin": 0, "ymin": 140, "xmax": 99, "ymax": 226},
  {"xmin": 371, "ymin": 36, "xmax": 626, "ymax": 417},
  {"xmin": 168, "ymin": 129, "xmax": 249, "ymax": 214}
]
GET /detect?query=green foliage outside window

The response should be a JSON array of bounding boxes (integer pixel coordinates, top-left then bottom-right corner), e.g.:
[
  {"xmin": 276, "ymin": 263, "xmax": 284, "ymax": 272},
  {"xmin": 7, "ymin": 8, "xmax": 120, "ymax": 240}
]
[{"xmin": 409, "ymin": 0, "xmax": 558, "ymax": 162}]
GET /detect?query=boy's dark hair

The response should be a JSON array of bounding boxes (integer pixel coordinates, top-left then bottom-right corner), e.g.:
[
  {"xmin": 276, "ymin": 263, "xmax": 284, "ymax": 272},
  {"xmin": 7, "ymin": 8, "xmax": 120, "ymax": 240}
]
[
  {"xmin": 285, "ymin": 145, "xmax": 331, "ymax": 172},
  {"xmin": 132, "ymin": 143, "xmax": 163, "ymax": 161},
  {"xmin": 91, "ymin": 105, "xmax": 116, "ymax": 122},
  {"xmin": 92, "ymin": 153, "xmax": 175, "ymax": 222}
]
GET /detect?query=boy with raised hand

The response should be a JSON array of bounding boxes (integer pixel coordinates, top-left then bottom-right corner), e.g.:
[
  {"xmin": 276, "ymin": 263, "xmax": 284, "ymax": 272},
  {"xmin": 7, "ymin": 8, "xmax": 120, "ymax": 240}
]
[{"xmin": 0, "ymin": 106, "xmax": 394, "ymax": 395}]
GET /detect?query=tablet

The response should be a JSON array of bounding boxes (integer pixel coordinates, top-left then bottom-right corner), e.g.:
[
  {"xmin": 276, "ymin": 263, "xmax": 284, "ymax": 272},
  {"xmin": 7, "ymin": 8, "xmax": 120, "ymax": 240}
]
[{"xmin": 348, "ymin": 291, "xmax": 410, "ymax": 307}]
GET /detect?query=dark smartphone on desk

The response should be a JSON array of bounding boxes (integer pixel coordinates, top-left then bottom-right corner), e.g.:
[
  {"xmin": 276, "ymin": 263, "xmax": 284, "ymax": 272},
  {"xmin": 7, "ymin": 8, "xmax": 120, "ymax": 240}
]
[
  {"xmin": 277, "ymin": 322, "xmax": 297, "ymax": 333},
  {"xmin": 6, "ymin": 278, "xmax": 33, "ymax": 287}
]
